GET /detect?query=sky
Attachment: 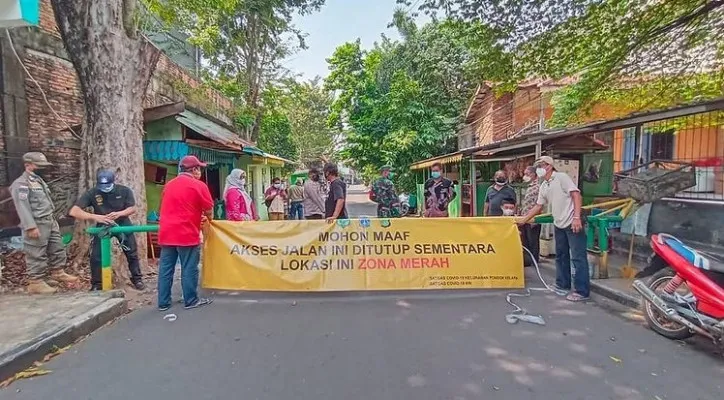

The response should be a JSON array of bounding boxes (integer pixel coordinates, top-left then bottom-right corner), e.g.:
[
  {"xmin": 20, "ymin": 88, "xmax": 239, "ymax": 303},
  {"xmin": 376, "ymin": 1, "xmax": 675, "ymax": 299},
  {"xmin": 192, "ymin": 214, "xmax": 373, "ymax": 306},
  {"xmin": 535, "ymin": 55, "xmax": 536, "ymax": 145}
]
[{"xmin": 286, "ymin": 0, "xmax": 428, "ymax": 80}]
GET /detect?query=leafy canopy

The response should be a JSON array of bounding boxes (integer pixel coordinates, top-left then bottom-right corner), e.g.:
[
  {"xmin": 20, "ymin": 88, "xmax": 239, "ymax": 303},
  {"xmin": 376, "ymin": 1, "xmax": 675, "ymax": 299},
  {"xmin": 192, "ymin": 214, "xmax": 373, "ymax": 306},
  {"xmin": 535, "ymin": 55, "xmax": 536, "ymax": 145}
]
[
  {"xmin": 325, "ymin": 14, "xmax": 511, "ymax": 190},
  {"xmin": 409, "ymin": 0, "xmax": 724, "ymax": 125}
]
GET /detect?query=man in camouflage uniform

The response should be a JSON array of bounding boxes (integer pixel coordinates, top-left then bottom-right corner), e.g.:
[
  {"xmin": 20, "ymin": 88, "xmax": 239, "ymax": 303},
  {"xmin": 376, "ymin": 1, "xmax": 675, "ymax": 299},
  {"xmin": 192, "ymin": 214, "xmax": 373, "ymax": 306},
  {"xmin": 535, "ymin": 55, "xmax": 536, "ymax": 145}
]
[
  {"xmin": 370, "ymin": 165, "xmax": 400, "ymax": 218},
  {"xmin": 10, "ymin": 152, "xmax": 78, "ymax": 294}
]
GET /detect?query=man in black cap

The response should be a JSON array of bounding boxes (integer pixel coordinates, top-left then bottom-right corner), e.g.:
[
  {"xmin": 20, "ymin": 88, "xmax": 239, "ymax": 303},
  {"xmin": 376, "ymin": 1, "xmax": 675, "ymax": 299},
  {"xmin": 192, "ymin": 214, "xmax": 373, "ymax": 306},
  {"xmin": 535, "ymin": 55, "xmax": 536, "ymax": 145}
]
[{"xmin": 70, "ymin": 169, "xmax": 145, "ymax": 291}]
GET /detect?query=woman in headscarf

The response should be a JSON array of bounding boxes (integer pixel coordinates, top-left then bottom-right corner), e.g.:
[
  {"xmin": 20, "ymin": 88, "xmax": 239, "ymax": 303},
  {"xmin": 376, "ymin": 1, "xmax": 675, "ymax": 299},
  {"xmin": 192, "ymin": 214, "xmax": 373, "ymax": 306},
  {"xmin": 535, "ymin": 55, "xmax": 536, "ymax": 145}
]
[{"xmin": 224, "ymin": 169, "xmax": 259, "ymax": 221}]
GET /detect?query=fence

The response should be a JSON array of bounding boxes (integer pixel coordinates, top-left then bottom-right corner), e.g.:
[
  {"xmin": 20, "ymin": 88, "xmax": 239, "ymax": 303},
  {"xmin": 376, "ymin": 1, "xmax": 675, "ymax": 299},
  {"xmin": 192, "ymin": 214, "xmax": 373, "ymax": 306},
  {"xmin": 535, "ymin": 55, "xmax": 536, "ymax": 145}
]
[{"xmin": 601, "ymin": 109, "xmax": 724, "ymax": 202}]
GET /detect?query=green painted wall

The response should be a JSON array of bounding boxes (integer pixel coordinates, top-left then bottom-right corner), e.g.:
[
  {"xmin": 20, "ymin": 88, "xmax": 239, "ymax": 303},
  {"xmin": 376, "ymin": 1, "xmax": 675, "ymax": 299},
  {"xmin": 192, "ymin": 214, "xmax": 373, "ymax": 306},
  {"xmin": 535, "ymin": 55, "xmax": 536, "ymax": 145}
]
[
  {"xmin": 145, "ymin": 163, "xmax": 179, "ymax": 217},
  {"xmin": 146, "ymin": 117, "xmax": 183, "ymax": 141}
]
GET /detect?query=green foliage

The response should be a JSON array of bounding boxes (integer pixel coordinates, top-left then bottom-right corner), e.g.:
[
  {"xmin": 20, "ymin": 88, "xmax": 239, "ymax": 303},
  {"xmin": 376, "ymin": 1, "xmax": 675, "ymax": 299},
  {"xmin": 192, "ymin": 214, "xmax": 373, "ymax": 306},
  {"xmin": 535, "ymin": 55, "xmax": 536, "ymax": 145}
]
[
  {"xmin": 258, "ymin": 110, "xmax": 297, "ymax": 162},
  {"xmin": 280, "ymin": 78, "xmax": 337, "ymax": 168},
  {"xmin": 325, "ymin": 15, "xmax": 510, "ymax": 193},
  {"xmin": 146, "ymin": 0, "xmax": 326, "ymax": 142},
  {"xmin": 411, "ymin": 0, "xmax": 724, "ymax": 125}
]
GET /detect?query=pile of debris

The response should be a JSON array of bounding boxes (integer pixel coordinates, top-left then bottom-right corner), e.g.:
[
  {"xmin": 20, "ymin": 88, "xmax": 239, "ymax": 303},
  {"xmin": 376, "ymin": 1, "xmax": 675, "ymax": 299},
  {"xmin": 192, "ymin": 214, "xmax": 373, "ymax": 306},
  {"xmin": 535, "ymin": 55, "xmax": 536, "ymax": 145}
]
[{"xmin": 0, "ymin": 243, "xmax": 90, "ymax": 293}]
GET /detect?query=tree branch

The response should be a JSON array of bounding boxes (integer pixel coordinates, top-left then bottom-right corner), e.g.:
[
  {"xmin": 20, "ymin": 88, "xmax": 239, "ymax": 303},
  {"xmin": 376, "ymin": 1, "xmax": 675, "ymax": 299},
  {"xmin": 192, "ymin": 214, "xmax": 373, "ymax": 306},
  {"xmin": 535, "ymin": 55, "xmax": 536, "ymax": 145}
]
[{"xmin": 123, "ymin": 0, "xmax": 138, "ymax": 39}]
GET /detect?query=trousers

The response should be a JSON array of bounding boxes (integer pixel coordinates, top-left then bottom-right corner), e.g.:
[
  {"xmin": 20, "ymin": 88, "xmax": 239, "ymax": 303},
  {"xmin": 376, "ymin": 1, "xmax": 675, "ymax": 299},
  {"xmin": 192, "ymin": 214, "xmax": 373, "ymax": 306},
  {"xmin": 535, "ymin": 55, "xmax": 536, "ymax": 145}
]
[
  {"xmin": 23, "ymin": 218, "xmax": 66, "ymax": 279},
  {"xmin": 554, "ymin": 226, "xmax": 590, "ymax": 297},
  {"xmin": 157, "ymin": 245, "xmax": 201, "ymax": 308}
]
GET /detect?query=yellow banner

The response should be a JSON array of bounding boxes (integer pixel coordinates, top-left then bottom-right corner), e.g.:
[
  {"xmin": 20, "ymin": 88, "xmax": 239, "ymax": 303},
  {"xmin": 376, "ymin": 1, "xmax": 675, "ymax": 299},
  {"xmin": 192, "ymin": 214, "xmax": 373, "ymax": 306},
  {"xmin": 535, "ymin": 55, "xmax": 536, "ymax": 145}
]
[{"xmin": 202, "ymin": 218, "xmax": 524, "ymax": 291}]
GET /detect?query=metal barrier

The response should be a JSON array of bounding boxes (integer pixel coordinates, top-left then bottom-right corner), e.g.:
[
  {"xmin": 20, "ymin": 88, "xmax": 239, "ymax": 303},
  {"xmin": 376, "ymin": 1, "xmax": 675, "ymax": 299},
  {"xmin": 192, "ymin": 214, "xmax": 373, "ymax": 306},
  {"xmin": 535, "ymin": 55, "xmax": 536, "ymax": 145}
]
[{"xmin": 86, "ymin": 224, "xmax": 159, "ymax": 290}]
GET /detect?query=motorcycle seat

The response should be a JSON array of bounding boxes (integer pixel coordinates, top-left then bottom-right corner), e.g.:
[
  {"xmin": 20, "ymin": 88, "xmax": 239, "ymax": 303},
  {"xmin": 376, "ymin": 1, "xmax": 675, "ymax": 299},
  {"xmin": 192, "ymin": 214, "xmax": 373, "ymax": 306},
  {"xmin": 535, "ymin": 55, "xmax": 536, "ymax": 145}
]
[{"xmin": 661, "ymin": 234, "xmax": 724, "ymax": 274}]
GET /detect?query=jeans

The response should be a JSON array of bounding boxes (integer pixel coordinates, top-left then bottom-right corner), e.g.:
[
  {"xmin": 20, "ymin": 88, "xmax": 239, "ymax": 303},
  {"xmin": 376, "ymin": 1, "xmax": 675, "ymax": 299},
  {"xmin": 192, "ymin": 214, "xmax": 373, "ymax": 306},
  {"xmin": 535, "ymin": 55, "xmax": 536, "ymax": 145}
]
[
  {"xmin": 289, "ymin": 202, "xmax": 304, "ymax": 220},
  {"xmin": 554, "ymin": 225, "xmax": 590, "ymax": 297},
  {"xmin": 90, "ymin": 232, "xmax": 142, "ymax": 287},
  {"xmin": 157, "ymin": 245, "xmax": 200, "ymax": 308}
]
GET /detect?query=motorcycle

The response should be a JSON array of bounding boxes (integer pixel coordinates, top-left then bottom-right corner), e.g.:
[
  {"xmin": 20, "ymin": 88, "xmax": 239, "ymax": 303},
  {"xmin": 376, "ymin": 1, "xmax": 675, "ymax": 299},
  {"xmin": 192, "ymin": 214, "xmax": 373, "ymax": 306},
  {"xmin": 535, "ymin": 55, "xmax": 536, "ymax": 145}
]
[
  {"xmin": 633, "ymin": 233, "xmax": 724, "ymax": 348},
  {"xmin": 397, "ymin": 193, "xmax": 410, "ymax": 216}
]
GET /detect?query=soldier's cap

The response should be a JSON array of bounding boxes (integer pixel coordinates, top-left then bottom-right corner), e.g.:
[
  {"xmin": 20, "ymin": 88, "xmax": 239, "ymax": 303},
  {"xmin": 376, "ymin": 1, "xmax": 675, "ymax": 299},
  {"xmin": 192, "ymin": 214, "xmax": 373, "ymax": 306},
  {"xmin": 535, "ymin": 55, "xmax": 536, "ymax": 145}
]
[
  {"xmin": 535, "ymin": 155, "xmax": 554, "ymax": 166},
  {"xmin": 23, "ymin": 152, "xmax": 52, "ymax": 167},
  {"xmin": 379, "ymin": 165, "xmax": 392, "ymax": 171},
  {"xmin": 97, "ymin": 169, "xmax": 116, "ymax": 191}
]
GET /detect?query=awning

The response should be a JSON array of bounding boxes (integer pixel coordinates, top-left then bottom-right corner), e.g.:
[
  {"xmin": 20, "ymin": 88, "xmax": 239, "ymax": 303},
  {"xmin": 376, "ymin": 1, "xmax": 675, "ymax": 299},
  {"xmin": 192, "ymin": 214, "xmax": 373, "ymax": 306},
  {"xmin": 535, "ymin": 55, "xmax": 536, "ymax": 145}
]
[
  {"xmin": 470, "ymin": 153, "xmax": 536, "ymax": 163},
  {"xmin": 175, "ymin": 110, "xmax": 265, "ymax": 155},
  {"xmin": 243, "ymin": 147, "xmax": 265, "ymax": 156},
  {"xmin": 410, "ymin": 153, "xmax": 463, "ymax": 170}
]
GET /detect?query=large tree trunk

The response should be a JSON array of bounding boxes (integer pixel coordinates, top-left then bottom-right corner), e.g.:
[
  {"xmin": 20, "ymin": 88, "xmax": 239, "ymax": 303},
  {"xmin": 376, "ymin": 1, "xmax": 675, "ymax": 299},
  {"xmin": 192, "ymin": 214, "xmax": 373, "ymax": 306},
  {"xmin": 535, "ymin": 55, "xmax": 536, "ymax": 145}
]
[{"xmin": 51, "ymin": 0, "xmax": 161, "ymax": 286}]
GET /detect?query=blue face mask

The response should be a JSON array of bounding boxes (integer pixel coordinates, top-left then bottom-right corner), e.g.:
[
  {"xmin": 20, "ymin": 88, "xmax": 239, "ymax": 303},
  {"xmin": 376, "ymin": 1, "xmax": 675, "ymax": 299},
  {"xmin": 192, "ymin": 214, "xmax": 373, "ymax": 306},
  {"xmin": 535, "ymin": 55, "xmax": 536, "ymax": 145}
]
[
  {"xmin": 99, "ymin": 184, "xmax": 114, "ymax": 193},
  {"xmin": 431, "ymin": 171, "xmax": 441, "ymax": 179}
]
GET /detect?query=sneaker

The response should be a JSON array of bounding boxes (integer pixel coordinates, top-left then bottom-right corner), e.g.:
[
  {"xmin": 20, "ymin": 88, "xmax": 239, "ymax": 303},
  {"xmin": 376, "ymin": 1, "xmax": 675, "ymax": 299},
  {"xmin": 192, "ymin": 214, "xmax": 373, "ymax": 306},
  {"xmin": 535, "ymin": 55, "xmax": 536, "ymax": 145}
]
[
  {"xmin": 132, "ymin": 281, "xmax": 146, "ymax": 291},
  {"xmin": 184, "ymin": 298, "xmax": 213, "ymax": 310},
  {"xmin": 158, "ymin": 305, "xmax": 171, "ymax": 312},
  {"xmin": 27, "ymin": 279, "xmax": 58, "ymax": 295},
  {"xmin": 89, "ymin": 285, "xmax": 102, "ymax": 292},
  {"xmin": 50, "ymin": 269, "xmax": 79, "ymax": 283}
]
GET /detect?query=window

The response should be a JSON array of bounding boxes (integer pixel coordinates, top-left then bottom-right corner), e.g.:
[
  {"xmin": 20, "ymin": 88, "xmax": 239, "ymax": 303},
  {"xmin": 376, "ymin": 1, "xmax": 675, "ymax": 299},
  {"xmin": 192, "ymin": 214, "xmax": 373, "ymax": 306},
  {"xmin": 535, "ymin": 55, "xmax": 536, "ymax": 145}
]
[{"xmin": 649, "ymin": 129, "xmax": 675, "ymax": 161}]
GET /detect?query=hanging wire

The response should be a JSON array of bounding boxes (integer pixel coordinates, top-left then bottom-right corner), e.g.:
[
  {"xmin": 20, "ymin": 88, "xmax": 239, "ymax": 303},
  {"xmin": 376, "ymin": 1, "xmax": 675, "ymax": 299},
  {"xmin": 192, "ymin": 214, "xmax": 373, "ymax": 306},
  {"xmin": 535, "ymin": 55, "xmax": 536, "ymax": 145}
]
[{"xmin": 4, "ymin": 29, "xmax": 82, "ymax": 141}]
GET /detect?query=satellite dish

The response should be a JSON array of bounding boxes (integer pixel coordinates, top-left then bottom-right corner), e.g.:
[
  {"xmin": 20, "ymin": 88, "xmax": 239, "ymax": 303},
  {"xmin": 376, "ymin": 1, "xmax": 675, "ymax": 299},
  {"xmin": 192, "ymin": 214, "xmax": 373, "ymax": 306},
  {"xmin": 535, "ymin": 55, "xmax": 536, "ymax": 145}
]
[{"xmin": 0, "ymin": 0, "xmax": 39, "ymax": 28}]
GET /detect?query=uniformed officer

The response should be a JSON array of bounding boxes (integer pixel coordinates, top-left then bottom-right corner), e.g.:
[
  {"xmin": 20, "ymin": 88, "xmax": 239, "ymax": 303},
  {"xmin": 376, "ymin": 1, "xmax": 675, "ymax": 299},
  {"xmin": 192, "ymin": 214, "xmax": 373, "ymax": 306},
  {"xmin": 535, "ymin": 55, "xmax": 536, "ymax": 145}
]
[
  {"xmin": 10, "ymin": 152, "xmax": 78, "ymax": 294},
  {"xmin": 370, "ymin": 165, "xmax": 400, "ymax": 218},
  {"xmin": 69, "ymin": 169, "xmax": 145, "ymax": 291}
]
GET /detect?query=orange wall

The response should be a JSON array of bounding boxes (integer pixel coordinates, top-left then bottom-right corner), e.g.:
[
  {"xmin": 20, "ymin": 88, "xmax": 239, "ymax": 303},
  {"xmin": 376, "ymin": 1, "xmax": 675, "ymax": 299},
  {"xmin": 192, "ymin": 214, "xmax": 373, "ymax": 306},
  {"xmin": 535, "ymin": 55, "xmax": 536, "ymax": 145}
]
[
  {"xmin": 613, "ymin": 129, "xmax": 625, "ymax": 172},
  {"xmin": 675, "ymin": 126, "xmax": 721, "ymax": 160}
]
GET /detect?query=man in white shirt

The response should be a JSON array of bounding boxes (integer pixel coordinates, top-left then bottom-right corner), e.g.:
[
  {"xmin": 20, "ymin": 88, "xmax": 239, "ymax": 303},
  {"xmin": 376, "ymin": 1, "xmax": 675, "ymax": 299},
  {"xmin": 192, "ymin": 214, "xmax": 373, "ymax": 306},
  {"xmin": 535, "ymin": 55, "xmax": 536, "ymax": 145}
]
[{"xmin": 518, "ymin": 156, "xmax": 590, "ymax": 302}]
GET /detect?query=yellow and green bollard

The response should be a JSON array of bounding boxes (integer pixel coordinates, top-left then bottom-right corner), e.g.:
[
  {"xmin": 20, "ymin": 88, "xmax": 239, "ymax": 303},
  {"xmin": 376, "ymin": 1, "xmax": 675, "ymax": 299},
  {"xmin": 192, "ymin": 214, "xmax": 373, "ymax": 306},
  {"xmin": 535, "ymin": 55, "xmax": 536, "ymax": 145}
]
[{"xmin": 87, "ymin": 224, "xmax": 159, "ymax": 290}]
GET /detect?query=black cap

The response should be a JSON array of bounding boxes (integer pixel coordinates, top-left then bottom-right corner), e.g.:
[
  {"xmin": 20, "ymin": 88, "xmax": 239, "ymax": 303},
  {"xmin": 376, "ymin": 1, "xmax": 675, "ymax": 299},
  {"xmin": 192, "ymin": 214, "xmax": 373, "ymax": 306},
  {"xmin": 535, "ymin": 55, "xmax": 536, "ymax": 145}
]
[{"xmin": 97, "ymin": 169, "xmax": 115, "ymax": 191}]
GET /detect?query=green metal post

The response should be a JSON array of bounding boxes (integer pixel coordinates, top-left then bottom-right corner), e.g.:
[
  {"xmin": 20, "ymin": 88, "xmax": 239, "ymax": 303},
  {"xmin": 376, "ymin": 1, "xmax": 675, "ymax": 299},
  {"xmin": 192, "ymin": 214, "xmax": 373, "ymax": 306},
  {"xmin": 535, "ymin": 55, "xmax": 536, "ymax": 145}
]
[
  {"xmin": 87, "ymin": 225, "xmax": 160, "ymax": 290},
  {"xmin": 100, "ymin": 237, "xmax": 113, "ymax": 290}
]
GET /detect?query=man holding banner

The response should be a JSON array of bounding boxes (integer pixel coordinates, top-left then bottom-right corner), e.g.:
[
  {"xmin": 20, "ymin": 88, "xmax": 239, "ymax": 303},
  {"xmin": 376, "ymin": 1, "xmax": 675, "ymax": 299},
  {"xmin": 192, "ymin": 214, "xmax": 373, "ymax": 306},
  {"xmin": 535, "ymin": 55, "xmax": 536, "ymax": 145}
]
[
  {"xmin": 518, "ymin": 156, "xmax": 590, "ymax": 302},
  {"xmin": 157, "ymin": 155, "xmax": 214, "ymax": 311}
]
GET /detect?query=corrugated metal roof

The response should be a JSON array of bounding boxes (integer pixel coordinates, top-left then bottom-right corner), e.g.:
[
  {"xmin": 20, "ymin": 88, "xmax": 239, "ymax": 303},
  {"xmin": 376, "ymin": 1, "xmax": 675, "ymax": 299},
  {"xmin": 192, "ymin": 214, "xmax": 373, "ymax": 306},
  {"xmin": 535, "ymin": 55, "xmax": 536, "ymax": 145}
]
[{"xmin": 176, "ymin": 110, "xmax": 263, "ymax": 155}]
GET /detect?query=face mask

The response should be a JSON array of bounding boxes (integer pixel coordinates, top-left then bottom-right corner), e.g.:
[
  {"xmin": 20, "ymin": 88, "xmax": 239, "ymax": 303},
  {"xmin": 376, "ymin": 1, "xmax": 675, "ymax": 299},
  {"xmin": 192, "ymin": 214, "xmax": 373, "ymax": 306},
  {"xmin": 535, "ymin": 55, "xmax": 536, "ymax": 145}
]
[
  {"xmin": 431, "ymin": 171, "xmax": 441, "ymax": 179},
  {"xmin": 99, "ymin": 184, "xmax": 114, "ymax": 193},
  {"xmin": 536, "ymin": 168, "xmax": 547, "ymax": 178},
  {"xmin": 273, "ymin": 183, "xmax": 281, "ymax": 189},
  {"xmin": 239, "ymin": 178, "xmax": 246, "ymax": 186},
  {"xmin": 523, "ymin": 175, "xmax": 532, "ymax": 183},
  {"xmin": 495, "ymin": 177, "xmax": 507, "ymax": 185},
  {"xmin": 502, "ymin": 209, "xmax": 515, "ymax": 216}
]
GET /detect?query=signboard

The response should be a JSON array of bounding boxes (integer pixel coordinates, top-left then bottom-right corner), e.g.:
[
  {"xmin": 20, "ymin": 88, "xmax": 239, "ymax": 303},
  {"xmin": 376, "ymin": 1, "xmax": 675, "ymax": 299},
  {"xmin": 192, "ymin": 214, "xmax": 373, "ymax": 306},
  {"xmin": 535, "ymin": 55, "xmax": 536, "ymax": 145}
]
[
  {"xmin": 0, "ymin": 0, "xmax": 39, "ymax": 28},
  {"xmin": 202, "ymin": 217, "xmax": 524, "ymax": 291}
]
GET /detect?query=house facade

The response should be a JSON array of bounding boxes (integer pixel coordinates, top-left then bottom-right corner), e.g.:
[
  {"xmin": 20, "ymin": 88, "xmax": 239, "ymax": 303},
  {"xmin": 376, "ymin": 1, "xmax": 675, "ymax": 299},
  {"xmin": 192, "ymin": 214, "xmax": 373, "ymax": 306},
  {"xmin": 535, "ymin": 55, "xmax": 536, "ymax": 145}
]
[
  {"xmin": 0, "ymin": 0, "xmax": 291, "ymax": 235},
  {"xmin": 429, "ymin": 78, "xmax": 724, "ymax": 260}
]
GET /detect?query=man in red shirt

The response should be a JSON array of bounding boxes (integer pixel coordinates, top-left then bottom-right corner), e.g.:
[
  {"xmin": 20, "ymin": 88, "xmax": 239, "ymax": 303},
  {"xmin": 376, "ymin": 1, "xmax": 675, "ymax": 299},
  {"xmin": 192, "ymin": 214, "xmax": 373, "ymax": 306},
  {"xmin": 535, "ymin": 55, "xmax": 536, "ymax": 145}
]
[{"xmin": 157, "ymin": 155, "xmax": 214, "ymax": 311}]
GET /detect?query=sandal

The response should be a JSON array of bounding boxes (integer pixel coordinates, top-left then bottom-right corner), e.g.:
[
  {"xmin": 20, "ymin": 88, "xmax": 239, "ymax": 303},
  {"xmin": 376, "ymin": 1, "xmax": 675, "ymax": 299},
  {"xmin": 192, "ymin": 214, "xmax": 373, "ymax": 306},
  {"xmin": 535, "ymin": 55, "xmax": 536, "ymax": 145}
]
[{"xmin": 566, "ymin": 292, "xmax": 589, "ymax": 302}]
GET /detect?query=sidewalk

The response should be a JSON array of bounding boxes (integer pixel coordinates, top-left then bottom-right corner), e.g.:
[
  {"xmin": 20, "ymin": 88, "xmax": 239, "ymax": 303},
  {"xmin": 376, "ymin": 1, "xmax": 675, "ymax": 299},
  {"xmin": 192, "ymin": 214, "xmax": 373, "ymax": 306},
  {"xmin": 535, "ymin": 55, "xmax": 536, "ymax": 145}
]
[
  {"xmin": 538, "ymin": 252, "xmax": 642, "ymax": 309},
  {"xmin": 0, "ymin": 291, "xmax": 127, "ymax": 383}
]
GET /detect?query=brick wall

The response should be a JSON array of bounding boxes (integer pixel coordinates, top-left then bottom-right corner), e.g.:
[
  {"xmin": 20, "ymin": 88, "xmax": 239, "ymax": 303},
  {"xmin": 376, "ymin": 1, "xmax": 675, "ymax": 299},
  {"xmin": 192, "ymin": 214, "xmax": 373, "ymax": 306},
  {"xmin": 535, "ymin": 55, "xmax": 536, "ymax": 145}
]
[{"xmin": 0, "ymin": 0, "xmax": 236, "ymax": 227}]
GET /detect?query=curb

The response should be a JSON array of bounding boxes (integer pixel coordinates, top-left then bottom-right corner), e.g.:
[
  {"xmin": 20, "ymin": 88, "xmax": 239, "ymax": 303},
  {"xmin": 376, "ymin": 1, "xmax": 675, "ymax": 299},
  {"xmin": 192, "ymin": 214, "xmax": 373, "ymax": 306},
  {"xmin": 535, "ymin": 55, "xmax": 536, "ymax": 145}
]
[
  {"xmin": 590, "ymin": 280, "xmax": 641, "ymax": 309},
  {"xmin": 0, "ymin": 295, "xmax": 127, "ymax": 383},
  {"xmin": 538, "ymin": 262, "xmax": 641, "ymax": 309}
]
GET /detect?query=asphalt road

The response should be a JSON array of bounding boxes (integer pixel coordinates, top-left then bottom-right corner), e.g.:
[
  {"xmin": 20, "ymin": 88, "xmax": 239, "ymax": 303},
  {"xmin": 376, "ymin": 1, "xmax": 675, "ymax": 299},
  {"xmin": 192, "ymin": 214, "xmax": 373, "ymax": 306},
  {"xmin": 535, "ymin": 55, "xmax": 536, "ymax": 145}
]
[{"xmin": 2, "ymin": 191, "xmax": 723, "ymax": 400}]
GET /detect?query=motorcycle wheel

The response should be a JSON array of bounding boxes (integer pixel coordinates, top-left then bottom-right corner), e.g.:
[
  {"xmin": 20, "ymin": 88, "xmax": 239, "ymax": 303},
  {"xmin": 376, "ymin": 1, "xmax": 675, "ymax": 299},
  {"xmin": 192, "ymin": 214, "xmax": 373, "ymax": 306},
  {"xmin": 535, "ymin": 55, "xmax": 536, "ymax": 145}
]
[
  {"xmin": 400, "ymin": 204, "xmax": 410, "ymax": 216},
  {"xmin": 642, "ymin": 268, "xmax": 695, "ymax": 340}
]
